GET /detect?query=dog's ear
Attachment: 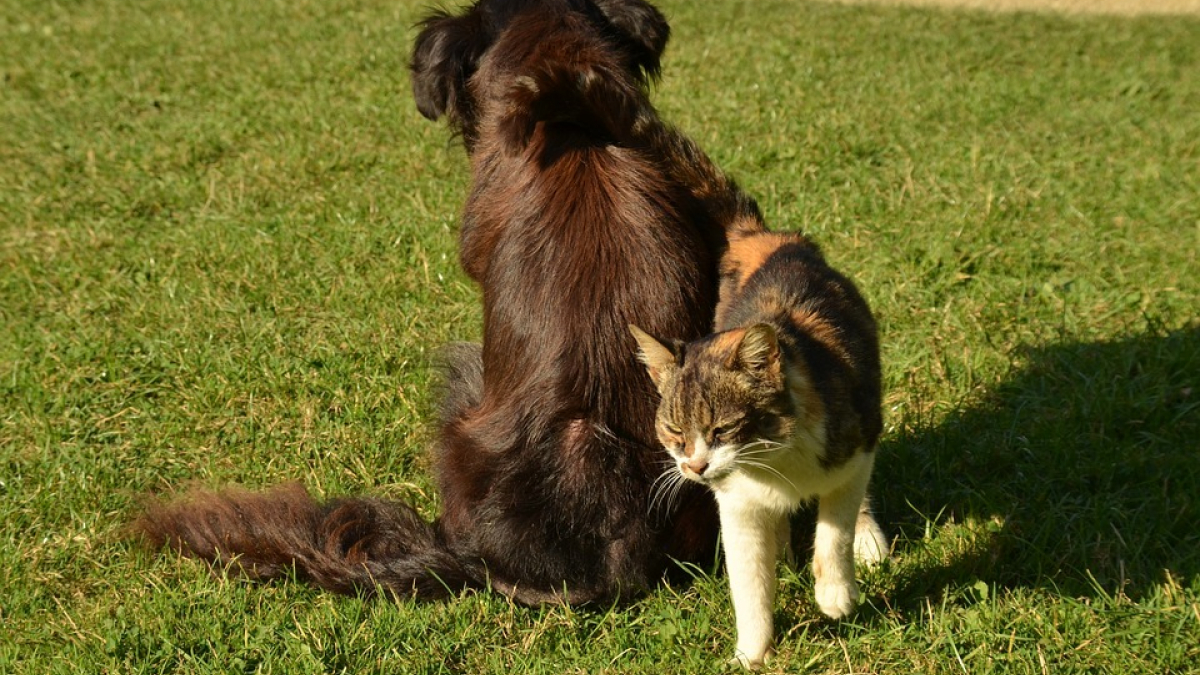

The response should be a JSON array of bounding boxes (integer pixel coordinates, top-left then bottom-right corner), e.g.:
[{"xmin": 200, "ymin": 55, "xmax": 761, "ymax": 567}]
[
  {"xmin": 593, "ymin": 0, "xmax": 671, "ymax": 79},
  {"xmin": 410, "ymin": 10, "xmax": 488, "ymax": 124}
]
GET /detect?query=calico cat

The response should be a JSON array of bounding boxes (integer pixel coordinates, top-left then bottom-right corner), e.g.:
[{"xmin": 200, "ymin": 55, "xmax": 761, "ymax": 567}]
[{"xmin": 630, "ymin": 228, "xmax": 887, "ymax": 667}]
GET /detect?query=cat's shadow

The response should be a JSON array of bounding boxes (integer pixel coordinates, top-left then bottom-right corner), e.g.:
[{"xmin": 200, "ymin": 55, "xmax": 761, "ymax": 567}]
[{"xmin": 787, "ymin": 324, "xmax": 1199, "ymax": 620}]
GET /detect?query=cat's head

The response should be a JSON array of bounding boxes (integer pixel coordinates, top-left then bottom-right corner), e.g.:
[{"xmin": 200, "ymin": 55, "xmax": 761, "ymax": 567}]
[{"xmin": 629, "ymin": 324, "xmax": 795, "ymax": 486}]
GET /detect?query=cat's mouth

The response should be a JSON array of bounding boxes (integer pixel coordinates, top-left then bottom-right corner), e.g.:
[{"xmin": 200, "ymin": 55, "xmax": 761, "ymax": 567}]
[{"xmin": 679, "ymin": 461, "xmax": 729, "ymax": 484}]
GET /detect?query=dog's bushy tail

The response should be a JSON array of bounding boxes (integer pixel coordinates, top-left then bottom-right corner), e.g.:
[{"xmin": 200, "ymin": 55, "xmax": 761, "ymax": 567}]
[
  {"xmin": 496, "ymin": 51, "xmax": 653, "ymax": 152},
  {"xmin": 134, "ymin": 482, "xmax": 482, "ymax": 599}
]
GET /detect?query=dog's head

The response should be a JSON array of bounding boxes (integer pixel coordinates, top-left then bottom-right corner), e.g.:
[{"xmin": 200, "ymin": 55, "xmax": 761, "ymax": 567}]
[{"xmin": 410, "ymin": 0, "xmax": 670, "ymax": 149}]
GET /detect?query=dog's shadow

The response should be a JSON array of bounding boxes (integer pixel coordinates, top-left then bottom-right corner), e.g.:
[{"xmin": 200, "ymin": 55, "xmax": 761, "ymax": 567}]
[{"xmin": 834, "ymin": 324, "xmax": 1198, "ymax": 615}]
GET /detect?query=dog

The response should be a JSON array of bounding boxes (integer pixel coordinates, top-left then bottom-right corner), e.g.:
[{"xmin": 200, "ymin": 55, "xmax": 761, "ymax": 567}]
[{"xmin": 136, "ymin": 0, "xmax": 766, "ymax": 605}]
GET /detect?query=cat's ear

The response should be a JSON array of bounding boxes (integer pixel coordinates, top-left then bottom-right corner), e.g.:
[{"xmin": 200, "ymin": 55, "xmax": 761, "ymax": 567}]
[
  {"xmin": 736, "ymin": 324, "xmax": 781, "ymax": 378},
  {"xmin": 629, "ymin": 324, "xmax": 680, "ymax": 391}
]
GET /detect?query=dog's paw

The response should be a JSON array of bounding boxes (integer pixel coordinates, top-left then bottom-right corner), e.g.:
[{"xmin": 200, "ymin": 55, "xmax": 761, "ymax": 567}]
[{"xmin": 815, "ymin": 579, "xmax": 859, "ymax": 619}]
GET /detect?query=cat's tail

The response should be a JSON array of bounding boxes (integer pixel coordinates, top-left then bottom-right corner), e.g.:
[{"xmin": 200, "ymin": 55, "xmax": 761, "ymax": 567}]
[
  {"xmin": 133, "ymin": 482, "xmax": 482, "ymax": 599},
  {"xmin": 496, "ymin": 40, "xmax": 654, "ymax": 152},
  {"xmin": 132, "ymin": 343, "xmax": 488, "ymax": 600}
]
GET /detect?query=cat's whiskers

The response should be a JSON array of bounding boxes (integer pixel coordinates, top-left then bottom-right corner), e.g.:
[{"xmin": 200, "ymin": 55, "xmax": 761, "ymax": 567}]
[
  {"xmin": 736, "ymin": 446, "xmax": 781, "ymax": 458},
  {"xmin": 735, "ymin": 457, "xmax": 799, "ymax": 493},
  {"xmin": 653, "ymin": 480, "xmax": 689, "ymax": 520},
  {"xmin": 735, "ymin": 439, "xmax": 785, "ymax": 461},
  {"xmin": 740, "ymin": 437, "xmax": 783, "ymax": 451},
  {"xmin": 649, "ymin": 463, "xmax": 688, "ymax": 517},
  {"xmin": 648, "ymin": 466, "xmax": 675, "ymax": 507},
  {"xmin": 648, "ymin": 465, "xmax": 672, "ymax": 502}
]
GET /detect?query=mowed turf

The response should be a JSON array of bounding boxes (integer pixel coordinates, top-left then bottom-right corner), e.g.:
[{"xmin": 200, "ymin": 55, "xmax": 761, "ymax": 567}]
[{"xmin": 1, "ymin": 0, "xmax": 1197, "ymax": 673}]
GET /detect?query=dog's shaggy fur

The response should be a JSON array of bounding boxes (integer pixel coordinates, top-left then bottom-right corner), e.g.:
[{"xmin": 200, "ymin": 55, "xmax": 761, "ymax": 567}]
[{"xmin": 135, "ymin": 0, "xmax": 766, "ymax": 604}]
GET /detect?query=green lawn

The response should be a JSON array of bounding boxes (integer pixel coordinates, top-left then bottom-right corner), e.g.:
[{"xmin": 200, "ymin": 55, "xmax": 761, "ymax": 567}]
[{"xmin": 2, "ymin": 0, "xmax": 1197, "ymax": 672}]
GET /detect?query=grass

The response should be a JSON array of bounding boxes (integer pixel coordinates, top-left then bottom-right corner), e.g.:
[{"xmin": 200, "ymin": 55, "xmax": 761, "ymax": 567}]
[{"xmin": 2, "ymin": 0, "xmax": 1198, "ymax": 672}]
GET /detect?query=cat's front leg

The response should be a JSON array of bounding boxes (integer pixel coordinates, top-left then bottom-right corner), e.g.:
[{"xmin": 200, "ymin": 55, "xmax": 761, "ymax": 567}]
[
  {"xmin": 718, "ymin": 496, "xmax": 778, "ymax": 668},
  {"xmin": 813, "ymin": 455, "xmax": 875, "ymax": 619}
]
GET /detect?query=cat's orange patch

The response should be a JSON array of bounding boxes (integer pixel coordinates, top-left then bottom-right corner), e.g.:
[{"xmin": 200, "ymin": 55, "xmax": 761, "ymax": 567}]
[
  {"xmin": 727, "ymin": 214, "xmax": 767, "ymax": 239},
  {"xmin": 723, "ymin": 232, "xmax": 790, "ymax": 290}
]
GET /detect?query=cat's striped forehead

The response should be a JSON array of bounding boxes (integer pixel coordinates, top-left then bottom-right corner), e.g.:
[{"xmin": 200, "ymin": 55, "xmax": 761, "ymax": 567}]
[{"xmin": 661, "ymin": 329, "xmax": 757, "ymax": 424}]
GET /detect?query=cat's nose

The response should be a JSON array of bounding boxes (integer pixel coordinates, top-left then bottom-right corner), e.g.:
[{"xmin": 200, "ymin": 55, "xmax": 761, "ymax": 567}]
[{"xmin": 685, "ymin": 458, "xmax": 709, "ymax": 475}]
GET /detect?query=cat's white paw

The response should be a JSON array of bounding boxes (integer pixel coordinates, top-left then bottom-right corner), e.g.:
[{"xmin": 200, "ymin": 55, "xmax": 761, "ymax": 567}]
[
  {"xmin": 815, "ymin": 579, "xmax": 859, "ymax": 619},
  {"xmin": 729, "ymin": 645, "xmax": 774, "ymax": 670}
]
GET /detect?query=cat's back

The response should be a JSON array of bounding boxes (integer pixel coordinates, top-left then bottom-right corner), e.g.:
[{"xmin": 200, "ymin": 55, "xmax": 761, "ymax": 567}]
[
  {"xmin": 718, "ymin": 229, "xmax": 882, "ymax": 447},
  {"xmin": 718, "ymin": 230, "xmax": 867, "ymax": 334}
]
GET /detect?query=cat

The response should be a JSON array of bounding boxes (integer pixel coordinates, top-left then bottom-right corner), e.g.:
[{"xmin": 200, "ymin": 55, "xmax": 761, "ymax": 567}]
[
  {"xmin": 630, "ymin": 227, "xmax": 887, "ymax": 667},
  {"xmin": 135, "ymin": 0, "xmax": 765, "ymax": 606}
]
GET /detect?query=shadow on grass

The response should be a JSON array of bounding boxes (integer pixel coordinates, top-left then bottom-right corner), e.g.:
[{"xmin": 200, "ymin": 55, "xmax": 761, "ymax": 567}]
[{"xmin": 873, "ymin": 323, "xmax": 1199, "ymax": 608}]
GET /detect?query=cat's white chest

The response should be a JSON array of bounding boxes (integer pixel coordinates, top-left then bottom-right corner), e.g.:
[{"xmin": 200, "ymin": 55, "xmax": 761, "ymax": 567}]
[{"xmin": 712, "ymin": 431, "xmax": 867, "ymax": 515}]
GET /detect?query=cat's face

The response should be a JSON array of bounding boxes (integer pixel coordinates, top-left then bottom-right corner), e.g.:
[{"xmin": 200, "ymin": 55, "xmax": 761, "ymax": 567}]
[{"xmin": 630, "ymin": 324, "xmax": 793, "ymax": 486}]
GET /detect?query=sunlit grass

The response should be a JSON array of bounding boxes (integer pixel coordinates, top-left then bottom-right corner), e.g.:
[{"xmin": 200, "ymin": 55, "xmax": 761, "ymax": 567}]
[{"xmin": 2, "ymin": 0, "xmax": 1198, "ymax": 672}]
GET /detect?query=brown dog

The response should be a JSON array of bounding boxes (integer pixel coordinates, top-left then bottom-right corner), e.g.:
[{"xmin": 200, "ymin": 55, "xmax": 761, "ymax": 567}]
[{"xmin": 137, "ymin": 0, "xmax": 765, "ymax": 605}]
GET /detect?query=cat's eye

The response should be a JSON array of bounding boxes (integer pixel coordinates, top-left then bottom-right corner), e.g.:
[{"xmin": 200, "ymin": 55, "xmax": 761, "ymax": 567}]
[
  {"xmin": 712, "ymin": 422, "xmax": 740, "ymax": 441},
  {"xmin": 662, "ymin": 421, "xmax": 683, "ymax": 436}
]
